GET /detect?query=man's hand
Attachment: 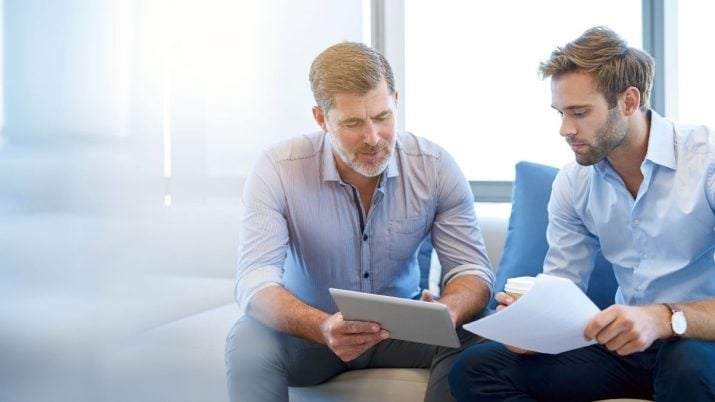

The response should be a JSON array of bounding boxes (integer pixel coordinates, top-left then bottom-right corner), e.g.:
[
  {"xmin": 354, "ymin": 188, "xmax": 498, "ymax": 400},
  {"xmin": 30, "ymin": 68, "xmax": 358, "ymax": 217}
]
[
  {"xmin": 584, "ymin": 304, "xmax": 671, "ymax": 356},
  {"xmin": 494, "ymin": 291, "xmax": 536, "ymax": 355},
  {"xmin": 420, "ymin": 289, "xmax": 458, "ymax": 325},
  {"xmin": 319, "ymin": 312, "xmax": 389, "ymax": 362}
]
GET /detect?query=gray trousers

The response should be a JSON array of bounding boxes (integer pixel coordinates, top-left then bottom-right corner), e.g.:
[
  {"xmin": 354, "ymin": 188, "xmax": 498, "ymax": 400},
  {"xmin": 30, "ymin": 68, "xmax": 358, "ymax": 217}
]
[{"xmin": 225, "ymin": 315, "xmax": 484, "ymax": 402}]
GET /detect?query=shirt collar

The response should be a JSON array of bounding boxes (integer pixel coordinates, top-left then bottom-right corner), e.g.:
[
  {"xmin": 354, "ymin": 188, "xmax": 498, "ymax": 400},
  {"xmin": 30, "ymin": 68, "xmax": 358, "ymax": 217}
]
[
  {"xmin": 593, "ymin": 109, "xmax": 677, "ymax": 176},
  {"xmin": 643, "ymin": 109, "xmax": 677, "ymax": 170},
  {"xmin": 321, "ymin": 134, "xmax": 342, "ymax": 182}
]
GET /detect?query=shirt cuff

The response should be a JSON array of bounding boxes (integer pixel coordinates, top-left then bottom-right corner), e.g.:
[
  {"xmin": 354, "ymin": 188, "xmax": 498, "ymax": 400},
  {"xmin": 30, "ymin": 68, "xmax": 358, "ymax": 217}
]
[{"xmin": 235, "ymin": 265, "xmax": 283, "ymax": 313}]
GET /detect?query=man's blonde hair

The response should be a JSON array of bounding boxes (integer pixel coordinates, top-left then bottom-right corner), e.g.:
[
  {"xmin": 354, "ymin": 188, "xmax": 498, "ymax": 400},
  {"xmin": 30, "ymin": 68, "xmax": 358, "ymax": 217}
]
[
  {"xmin": 309, "ymin": 42, "xmax": 395, "ymax": 112},
  {"xmin": 539, "ymin": 26, "xmax": 654, "ymax": 110}
]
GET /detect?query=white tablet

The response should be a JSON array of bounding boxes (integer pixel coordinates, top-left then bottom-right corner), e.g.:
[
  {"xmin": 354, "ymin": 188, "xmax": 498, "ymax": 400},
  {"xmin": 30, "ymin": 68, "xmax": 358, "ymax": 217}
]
[{"xmin": 329, "ymin": 288, "xmax": 460, "ymax": 348}]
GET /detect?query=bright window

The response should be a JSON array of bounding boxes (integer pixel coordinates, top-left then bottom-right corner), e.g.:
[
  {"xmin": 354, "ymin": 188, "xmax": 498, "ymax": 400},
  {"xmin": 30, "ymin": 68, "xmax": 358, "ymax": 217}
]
[
  {"xmin": 677, "ymin": 1, "xmax": 715, "ymax": 129},
  {"xmin": 404, "ymin": 0, "xmax": 642, "ymax": 180}
]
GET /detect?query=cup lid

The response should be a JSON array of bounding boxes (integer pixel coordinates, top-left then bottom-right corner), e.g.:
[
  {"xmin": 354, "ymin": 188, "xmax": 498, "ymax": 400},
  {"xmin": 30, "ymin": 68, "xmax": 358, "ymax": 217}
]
[{"xmin": 505, "ymin": 276, "xmax": 536, "ymax": 292}]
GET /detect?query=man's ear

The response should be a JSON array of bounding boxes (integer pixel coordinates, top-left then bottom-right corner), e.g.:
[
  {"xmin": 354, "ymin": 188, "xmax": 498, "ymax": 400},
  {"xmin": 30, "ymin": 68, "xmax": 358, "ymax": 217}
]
[
  {"xmin": 621, "ymin": 86, "xmax": 641, "ymax": 116},
  {"xmin": 312, "ymin": 106, "xmax": 328, "ymax": 132}
]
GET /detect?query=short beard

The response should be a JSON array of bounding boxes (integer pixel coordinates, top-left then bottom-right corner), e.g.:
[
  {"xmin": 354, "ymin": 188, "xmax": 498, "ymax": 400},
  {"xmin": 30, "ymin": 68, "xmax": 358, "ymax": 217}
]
[
  {"xmin": 575, "ymin": 107, "xmax": 628, "ymax": 166},
  {"xmin": 329, "ymin": 131, "xmax": 394, "ymax": 177}
]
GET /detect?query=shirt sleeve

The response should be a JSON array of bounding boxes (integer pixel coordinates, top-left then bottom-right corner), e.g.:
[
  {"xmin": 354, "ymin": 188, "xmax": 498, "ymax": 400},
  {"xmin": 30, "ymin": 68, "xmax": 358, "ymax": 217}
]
[
  {"xmin": 234, "ymin": 151, "xmax": 289, "ymax": 313},
  {"xmin": 430, "ymin": 148, "xmax": 495, "ymax": 297},
  {"xmin": 543, "ymin": 168, "xmax": 599, "ymax": 291}
]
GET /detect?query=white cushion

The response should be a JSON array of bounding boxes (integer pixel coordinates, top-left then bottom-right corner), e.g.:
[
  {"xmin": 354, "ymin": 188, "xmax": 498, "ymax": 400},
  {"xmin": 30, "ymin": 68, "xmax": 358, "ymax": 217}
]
[{"xmin": 289, "ymin": 368, "xmax": 429, "ymax": 402}]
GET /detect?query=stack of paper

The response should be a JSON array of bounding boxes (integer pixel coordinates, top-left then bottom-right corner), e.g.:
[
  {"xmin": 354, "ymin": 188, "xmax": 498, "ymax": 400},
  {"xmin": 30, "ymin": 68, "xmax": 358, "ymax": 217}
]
[{"xmin": 464, "ymin": 274, "xmax": 600, "ymax": 354}]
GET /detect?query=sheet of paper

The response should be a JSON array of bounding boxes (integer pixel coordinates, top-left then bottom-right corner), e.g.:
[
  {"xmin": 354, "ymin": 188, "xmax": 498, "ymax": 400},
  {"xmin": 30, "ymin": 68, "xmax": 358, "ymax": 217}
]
[{"xmin": 464, "ymin": 274, "xmax": 600, "ymax": 354}]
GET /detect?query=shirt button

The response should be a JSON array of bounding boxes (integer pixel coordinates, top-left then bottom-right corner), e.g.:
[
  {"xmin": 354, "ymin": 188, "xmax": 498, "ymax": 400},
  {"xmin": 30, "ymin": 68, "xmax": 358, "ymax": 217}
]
[
  {"xmin": 362, "ymin": 234, "xmax": 368, "ymax": 241},
  {"xmin": 634, "ymin": 219, "xmax": 640, "ymax": 225},
  {"xmin": 363, "ymin": 272, "xmax": 370, "ymax": 278}
]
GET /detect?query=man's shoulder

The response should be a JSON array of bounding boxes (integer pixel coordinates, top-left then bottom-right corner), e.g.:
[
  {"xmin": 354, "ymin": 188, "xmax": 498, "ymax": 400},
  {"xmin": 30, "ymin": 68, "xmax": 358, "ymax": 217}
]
[
  {"xmin": 676, "ymin": 122, "xmax": 715, "ymax": 155},
  {"xmin": 396, "ymin": 132, "xmax": 444, "ymax": 159},
  {"xmin": 264, "ymin": 132, "xmax": 325, "ymax": 163}
]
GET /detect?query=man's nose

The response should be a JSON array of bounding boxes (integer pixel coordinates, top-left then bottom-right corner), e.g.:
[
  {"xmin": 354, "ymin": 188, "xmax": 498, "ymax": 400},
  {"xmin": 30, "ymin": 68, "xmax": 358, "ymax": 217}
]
[
  {"xmin": 559, "ymin": 117, "xmax": 576, "ymax": 137},
  {"xmin": 363, "ymin": 120, "xmax": 380, "ymax": 146}
]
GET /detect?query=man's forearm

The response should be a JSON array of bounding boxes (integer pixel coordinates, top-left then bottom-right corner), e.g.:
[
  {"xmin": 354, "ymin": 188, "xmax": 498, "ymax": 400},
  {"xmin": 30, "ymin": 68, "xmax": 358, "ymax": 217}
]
[
  {"xmin": 247, "ymin": 286, "xmax": 330, "ymax": 344},
  {"xmin": 439, "ymin": 275, "xmax": 491, "ymax": 326}
]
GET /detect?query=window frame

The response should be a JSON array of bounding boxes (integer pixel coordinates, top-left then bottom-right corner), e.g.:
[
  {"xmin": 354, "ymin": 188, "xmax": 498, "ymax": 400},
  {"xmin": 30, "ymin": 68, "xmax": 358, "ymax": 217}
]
[{"xmin": 374, "ymin": 0, "xmax": 673, "ymax": 202}]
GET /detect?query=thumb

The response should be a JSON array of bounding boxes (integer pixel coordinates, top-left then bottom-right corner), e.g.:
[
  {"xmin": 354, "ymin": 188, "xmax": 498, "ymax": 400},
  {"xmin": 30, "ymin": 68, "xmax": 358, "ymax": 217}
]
[{"xmin": 421, "ymin": 289, "xmax": 434, "ymax": 302}]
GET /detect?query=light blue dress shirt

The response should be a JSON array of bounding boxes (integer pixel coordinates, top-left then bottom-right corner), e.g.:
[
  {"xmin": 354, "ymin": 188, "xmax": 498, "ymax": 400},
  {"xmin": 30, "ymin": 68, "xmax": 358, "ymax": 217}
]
[
  {"xmin": 236, "ymin": 131, "xmax": 494, "ymax": 313},
  {"xmin": 545, "ymin": 110, "xmax": 715, "ymax": 305}
]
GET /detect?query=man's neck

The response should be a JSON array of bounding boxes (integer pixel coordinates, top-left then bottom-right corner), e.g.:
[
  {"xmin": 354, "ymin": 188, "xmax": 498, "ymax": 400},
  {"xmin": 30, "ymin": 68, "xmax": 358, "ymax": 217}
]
[
  {"xmin": 607, "ymin": 109, "xmax": 652, "ymax": 198},
  {"xmin": 334, "ymin": 154, "xmax": 381, "ymax": 212}
]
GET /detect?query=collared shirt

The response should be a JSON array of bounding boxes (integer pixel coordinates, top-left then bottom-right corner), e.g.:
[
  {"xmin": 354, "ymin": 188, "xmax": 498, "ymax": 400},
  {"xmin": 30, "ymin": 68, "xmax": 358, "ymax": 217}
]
[
  {"xmin": 235, "ymin": 131, "xmax": 494, "ymax": 313},
  {"xmin": 545, "ymin": 110, "xmax": 715, "ymax": 305}
]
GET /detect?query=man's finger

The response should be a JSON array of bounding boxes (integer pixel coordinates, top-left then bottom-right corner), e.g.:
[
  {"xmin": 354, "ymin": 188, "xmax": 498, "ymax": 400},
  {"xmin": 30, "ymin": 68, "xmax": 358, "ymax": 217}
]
[
  {"xmin": 343, "ymin": 319, "xmax": 380, "ymax": 334},
  {"xmin": 421, "ymin": 289, "xmax": 434, "ymax": 302}
]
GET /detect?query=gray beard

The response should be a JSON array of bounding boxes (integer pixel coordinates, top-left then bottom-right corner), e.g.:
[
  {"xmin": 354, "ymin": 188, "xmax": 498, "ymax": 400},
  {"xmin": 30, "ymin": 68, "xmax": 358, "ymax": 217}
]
[{"xmin": 329, "ymin": 132, "xmax": 393, "ymax": 177}]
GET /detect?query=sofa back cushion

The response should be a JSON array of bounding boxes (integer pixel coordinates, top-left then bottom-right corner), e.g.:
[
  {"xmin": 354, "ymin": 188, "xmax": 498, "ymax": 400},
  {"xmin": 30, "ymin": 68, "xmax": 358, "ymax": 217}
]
[{"xmin": 492, "ymin": 161, "xmax": 618, "ymax": 309}]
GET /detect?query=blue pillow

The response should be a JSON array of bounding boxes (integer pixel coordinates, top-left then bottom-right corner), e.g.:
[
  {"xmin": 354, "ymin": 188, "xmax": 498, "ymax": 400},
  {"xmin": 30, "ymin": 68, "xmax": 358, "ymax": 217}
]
[{"xmin": 492, "ymin": 161, "xmax": 618, "ymax": 310}]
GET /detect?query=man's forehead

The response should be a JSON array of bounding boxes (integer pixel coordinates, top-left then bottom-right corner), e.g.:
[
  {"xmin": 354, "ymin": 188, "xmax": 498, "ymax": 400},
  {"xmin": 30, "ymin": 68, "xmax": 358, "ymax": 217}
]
[
  {"xmin": 330, "ymin": 91, "xmax": 395, "ymax": 118},
  {"xmin": 551, "ymin": 72, "xmax": 605, "ymax": 106}
]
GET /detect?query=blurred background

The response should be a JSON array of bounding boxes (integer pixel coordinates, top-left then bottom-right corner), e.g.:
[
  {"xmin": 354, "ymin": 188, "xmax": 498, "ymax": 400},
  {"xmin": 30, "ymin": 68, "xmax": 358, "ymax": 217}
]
[{"xmin": 0, "ymin": 1, "xmax": 712, "ymax": 401}]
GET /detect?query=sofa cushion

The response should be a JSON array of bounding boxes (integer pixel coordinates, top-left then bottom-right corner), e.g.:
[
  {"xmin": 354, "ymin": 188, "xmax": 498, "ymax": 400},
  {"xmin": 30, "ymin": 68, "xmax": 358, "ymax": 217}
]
[
  {"xmin": 492, "ymin": 161, "xmax": 618, "ymax": 309},
  {"xmin": 289, "ymin": 368, "xmax": 429, "ymax": 402}
]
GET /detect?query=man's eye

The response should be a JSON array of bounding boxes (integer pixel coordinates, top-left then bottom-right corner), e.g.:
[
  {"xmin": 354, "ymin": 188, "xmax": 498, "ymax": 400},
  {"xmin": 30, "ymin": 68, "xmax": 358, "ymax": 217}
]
[
  {"xmin": 344, "ymin": 121, "xmax": 361, "ymax": 128},
  {"xmin": 572, "ymin": 110, "xmax": 587, "ymax": 117}
]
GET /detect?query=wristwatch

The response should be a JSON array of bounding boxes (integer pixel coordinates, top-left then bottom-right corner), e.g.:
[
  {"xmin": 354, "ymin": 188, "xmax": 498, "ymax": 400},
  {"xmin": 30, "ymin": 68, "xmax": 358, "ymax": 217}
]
[{"xmin": 663, "ymin": 303, "xmax": 687, "ymax": 338}]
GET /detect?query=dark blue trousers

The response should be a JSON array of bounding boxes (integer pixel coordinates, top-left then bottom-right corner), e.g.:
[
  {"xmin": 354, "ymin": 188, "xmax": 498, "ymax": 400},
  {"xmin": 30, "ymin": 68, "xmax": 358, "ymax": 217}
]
[{"xmin": 449, "ymin": 340, "xmax": 715, "ymax": 402}]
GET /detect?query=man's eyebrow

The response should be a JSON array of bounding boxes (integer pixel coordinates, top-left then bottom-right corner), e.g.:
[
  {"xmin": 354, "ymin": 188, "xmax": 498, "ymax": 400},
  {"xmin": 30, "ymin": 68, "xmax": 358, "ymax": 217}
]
[
  {"xmin": 552, "ymin": 104, "xmax": 591, "ymax": 110},
  {"xmin": 373, "ymin": 110, "xmax": 392, "ymax": 118},
  {"xmin": 338, "ymin": 116, "xmax": 364, "ymax": 125}
]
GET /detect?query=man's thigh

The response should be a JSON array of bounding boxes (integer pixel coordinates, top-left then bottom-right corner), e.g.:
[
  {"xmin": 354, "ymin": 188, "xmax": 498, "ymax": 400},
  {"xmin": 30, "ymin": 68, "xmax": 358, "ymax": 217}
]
[
  {"xmin": 451, "ymin": 341, "xmax": 655, "ymax": 402},
  {"xmin": 226, "ymin": 316, "xmax": 348, "ymax": 388},
  {"xmin": 515, "ymin": 344, "xmax": 655, "ymax": 401},
  {"xmin": 655, "ymin": 339, "xmax": 715, "ymax": 401}
]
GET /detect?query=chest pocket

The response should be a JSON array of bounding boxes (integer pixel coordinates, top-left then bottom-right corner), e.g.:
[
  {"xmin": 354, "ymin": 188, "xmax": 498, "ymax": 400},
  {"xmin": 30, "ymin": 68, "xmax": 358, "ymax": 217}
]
[{"xmin": 388, "ymin": 216, "xmax": 428, "ymax": 261}]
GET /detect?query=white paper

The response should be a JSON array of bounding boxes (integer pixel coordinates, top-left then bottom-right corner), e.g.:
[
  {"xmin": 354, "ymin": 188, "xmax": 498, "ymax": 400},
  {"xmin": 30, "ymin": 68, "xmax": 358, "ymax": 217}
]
[{"xmin": 464, "ymin": 274, "xmax": 600, "ymax": 354}]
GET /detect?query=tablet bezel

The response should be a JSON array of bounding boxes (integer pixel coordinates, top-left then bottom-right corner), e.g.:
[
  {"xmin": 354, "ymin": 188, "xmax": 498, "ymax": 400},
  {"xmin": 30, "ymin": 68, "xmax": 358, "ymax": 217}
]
[{"xmin": 328, "ymin": 288, "xmax": 460, "ymax": 348}]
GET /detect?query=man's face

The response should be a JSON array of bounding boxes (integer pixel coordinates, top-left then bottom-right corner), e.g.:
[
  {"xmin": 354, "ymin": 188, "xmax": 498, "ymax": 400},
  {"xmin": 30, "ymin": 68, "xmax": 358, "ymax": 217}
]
[
  {"xmin": 314, "ymin": 79, "xmax": 398, "ymax": 177},
  {"xmin": 551, "ymin": 71, "xmax": 628, "ymax": 166}
]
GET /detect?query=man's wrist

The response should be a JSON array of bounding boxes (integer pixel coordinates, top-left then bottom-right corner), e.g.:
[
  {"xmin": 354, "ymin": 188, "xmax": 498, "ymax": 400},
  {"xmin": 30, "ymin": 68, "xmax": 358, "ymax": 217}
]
[{"xmin": 660, "ymin": 303, "xmax": 688, "ymax": 340}]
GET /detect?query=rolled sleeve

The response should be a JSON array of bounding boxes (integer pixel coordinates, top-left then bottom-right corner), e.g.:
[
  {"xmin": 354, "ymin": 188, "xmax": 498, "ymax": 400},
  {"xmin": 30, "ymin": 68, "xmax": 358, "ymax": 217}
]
[
  {"xmin": 442, "ymin": 263, "xmax": 496, "ymax": 299},
  {"xmin": 235, "ymin": 265, "xmax": 283, "ymax": 313}
]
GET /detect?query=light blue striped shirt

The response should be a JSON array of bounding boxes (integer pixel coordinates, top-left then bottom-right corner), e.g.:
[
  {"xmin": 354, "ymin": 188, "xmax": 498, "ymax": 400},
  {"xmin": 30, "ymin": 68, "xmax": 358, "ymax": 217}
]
[
  {"xmin": 545, "ymin": 111, "xmax": 715, "ymax": 305},
  {"xmin": 236, "ymin": 131, "xmax": 494, "ymax": 313}
]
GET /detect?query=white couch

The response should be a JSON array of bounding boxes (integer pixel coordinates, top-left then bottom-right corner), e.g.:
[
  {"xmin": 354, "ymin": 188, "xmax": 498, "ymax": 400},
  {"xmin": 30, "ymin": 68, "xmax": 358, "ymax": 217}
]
[{"xmin": 1, "ymin": 199, "xmax": 650, "ymax": 402}]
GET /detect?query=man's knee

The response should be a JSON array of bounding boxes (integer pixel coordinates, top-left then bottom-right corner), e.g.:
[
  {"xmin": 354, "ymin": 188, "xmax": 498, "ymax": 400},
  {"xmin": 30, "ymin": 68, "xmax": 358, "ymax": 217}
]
[
  {"xmin": 225, "ymin": 317, "xmax": 286, "ymax": 385},
  {"xmin": 655, "ymin": 340, "xmax": 715, "ymax": 400},
  {"xmin": 226, "ymin": 317, "xmax": 284, "ymax": 365},
  {"xmin": 448, "ymin": 342, "xmax": 509, "ymax": 400}
]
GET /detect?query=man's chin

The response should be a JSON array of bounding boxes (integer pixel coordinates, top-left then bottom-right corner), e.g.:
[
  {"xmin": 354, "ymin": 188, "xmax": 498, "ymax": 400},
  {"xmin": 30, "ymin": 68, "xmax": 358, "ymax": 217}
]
[
  {"xmin": 574, "ymin": 155, "xmax": 601, "ymax": 166},
  {"xmin": 351, "ymin": 161, "xmax": 388, "ymax": 177}
]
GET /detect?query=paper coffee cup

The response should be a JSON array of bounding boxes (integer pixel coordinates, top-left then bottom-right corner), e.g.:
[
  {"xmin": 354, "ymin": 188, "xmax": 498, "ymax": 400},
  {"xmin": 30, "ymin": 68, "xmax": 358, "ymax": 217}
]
[{"xmin": 504, "ymin": 276, "xmax": 536, "ymax": 299}]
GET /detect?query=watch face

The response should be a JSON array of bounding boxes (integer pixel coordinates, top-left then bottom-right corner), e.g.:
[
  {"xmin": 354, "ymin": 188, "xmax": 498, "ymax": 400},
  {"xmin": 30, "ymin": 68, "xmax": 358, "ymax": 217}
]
[{"xmin": 672, "ymin": 311, "xmax": 688, "ymax": 335}]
